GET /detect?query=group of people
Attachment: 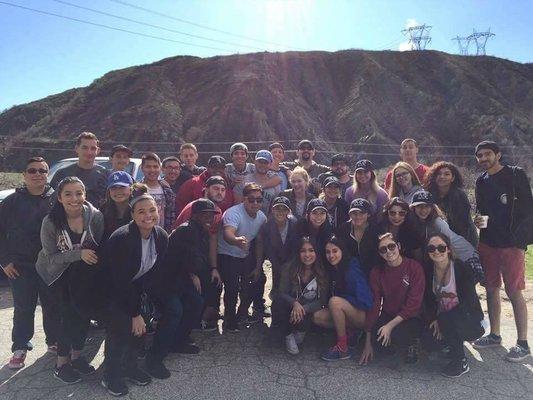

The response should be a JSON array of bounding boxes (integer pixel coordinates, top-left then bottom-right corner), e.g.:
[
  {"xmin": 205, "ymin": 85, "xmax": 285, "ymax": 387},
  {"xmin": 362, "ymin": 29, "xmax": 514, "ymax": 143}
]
[{"xmin": 0, "ymin": 132, "xmax": 531, "ymax": 397}]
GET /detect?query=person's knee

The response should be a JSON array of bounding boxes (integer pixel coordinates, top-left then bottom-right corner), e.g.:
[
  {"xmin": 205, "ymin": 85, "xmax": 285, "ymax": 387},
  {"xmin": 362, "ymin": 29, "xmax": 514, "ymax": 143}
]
[
  {"xmin": 506, "ymin": 289, "xmax": 525, "ymax": 304},
  {"xmin": 328, "ymin": 296, "xmax": 343, "ymax": 310},
  {"xmin": 486, "ymin": 287, "xmax": 500, "ymax": 301}
]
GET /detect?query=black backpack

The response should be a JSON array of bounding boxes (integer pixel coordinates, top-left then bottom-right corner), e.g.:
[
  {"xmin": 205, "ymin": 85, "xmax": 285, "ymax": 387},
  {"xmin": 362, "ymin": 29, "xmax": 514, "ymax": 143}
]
[{"xmin": 510, "ymin": 166, "xmax": 533, "ymax": 249}]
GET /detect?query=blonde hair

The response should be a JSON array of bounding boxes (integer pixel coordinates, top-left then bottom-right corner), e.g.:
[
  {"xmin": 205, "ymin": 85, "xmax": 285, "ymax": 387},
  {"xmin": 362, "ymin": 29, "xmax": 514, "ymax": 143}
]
[
  {"xmin": 290, "ymin": 166, "xmax": 310, "ymax": 185},
  {"xmin": 351, "ymin": 170, "xmax": 381, "ymax": 207},
  {"xmin": 388, "ymin": 161, "xmax": 421, "ymax": 199}
]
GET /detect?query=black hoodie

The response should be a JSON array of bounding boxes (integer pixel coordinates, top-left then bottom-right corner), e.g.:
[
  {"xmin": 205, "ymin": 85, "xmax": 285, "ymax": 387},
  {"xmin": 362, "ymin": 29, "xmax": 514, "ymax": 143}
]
[{"xmin": 0, "ymin": 185, "xmax": 55, "ymax": 267}]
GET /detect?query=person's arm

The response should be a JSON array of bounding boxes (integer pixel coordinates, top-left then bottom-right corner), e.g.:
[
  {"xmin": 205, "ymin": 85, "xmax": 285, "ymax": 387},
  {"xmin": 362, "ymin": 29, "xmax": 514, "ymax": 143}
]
[
  {"xmin": 0, "ymin": 196, "xmax": 12, "ymax": 267},
  {"xmin": 434, "ymin": 218, "xmax": 475, "ymax": 261},
  {"xmin": 449, "ymin": 190, "xmax": 473, "ymax": 238},
  {"xmin": 262, "ymin": 173, "xmax": 282, "ymax": 189},
  {"xmin": 91, "ymin": 209, "xmax": 105, "ymax": 244},
  {"xmin": 39, "ymin": 217, "xmax": 83, "ymax": 265},
  {"xmin": 276, "ymin": 263, "xmax": 297, "ymax": 306},
  {"xmin": 223, "ymin": 226, "xmax": 247, "ymax": 249},
  {"xmin": 352, "ymin": 264, "xmax": 373, "ymax": 311},
  {"xmin": 164, "ymin": 187, "xmax": 176, "ymax": 233}
]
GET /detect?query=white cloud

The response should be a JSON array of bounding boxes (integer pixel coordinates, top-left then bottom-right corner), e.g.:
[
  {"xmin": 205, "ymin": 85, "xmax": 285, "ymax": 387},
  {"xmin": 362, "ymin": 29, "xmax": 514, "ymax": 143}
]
[{"xmin": 398, "ymin": 18, "xmax": 419, "ymax": 51}]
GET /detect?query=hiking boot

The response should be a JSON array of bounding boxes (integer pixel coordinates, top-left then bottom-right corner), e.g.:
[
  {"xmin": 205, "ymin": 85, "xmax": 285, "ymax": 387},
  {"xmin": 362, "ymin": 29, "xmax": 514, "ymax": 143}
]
[
  {"xmin": 472, "ymin": 334, "xmax": 502, "ymax": 349},
  {"xmin": 145, "ymin": 358, "xmax": 170, "ymax": 379},
  {"xmin": 54, "ymin": 363, "xmax": 81, "ymax": 384},
  {"xmin": 294, "ymin": 331, "xmax": 306, "ymax": 345},
  {"xmin": 405, "ymin": 340, "xmax": 420, "ymax": 364},
  {"xmin": 321, "ymin": 345, "xmax": 351, "ymax": 362},
  {"xmin": 8, "ymin": 350, "xmax": 26, "ymax": 370},
  {"xmin": 442, "ymin": 358, "xmax": 469, "ymax": 378},
  {"xmin": 124, "ymin": 367, "xmax": 152, "ymax": 386},
  {"xmin": 285, "ymin": 334, "xmax": 299, "ymax": 355},
  {"xmin": 505, "ymin": 345, "xmax": 531, "ymax": 362},
  {"xmin": 71, "ymin": 357, "xmax": 96, "ymax": 375},
  {"xmin": 101, "ymin": 377, "xmax": 128, "ymax": 396}
]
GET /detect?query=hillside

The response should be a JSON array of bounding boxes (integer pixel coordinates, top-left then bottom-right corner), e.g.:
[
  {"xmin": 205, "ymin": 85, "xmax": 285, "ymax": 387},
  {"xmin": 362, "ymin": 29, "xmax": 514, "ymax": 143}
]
[{"xmin": 1, "ymin": 50, "xmax": 532, "ymax": 168}]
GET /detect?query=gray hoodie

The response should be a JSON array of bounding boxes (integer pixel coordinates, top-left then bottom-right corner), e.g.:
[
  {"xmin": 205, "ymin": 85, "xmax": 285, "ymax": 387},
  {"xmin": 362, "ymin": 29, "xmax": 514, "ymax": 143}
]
[{"xmin": 36, "ymin": 202, "xmax": 104, "ymax": 286}]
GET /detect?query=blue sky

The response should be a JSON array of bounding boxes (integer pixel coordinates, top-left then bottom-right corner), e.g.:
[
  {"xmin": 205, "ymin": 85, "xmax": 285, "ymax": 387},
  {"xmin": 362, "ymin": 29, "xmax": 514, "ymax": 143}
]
[{"xmin": 1, "ymin": 0, "xmax": 532, "ymax": 110}]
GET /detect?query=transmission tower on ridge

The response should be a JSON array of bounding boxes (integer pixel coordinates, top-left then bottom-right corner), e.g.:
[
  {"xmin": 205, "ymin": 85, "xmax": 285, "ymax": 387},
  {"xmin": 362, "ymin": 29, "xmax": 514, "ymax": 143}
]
[
  {"xmin": 452, "ymin": 35, "xmax": 471, "ymax": 55},
  {"xmin": 401, "ymin": 24, "xmax": 432, "ymax": 50},
  {"xmin": 467, "ymin": 28, "xmax": 495, "ymax": 56}
]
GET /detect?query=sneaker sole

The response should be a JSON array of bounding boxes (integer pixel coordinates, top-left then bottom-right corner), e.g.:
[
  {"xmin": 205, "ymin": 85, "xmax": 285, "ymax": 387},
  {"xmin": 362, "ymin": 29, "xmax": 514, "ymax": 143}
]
[
  {"xmin": 442, "ymin": 365, "xmax": 470, "ymax": 378},
  {"xmin": 101, "ymin": 380, "xmax": 128, "ymax": 396},
  {"xmin": 286, "ymin": 349, "xmax": 299, "ymax": 355},
  {"xmin": 54, "ymin": 372, "xmax": 81, "ymax": 385},
  {"xmin": 505, "ymin": 354, "xmax": 531, "ymax": 363},
  {"xmin": 321, "ymin": 354, "xmax": 352, "ymax": 362},
  {"xmin": 125, "ymin": 376, "xmax": 151, "ymax": 386},
  {"xmin": 72, "ymin": 368, "xmax": 96, "ymax": 376},
  {"xmin": 472, "ymin": 342, "xmax": 502, "ymax": 350}
]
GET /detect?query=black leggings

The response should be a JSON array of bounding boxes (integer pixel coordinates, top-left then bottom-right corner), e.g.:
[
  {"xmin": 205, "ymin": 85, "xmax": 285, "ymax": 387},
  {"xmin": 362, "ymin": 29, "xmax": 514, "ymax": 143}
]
[
  {"xmin": 438, "ymin": 306, "xmax": 484, "ymax": 360},
  {"xmin": 372, "ymin": 314, "xmax": 422, "ymax": 349},
  {"xmin": 50, "ymin": 267, "xmax": 91, "ymax": 358}
]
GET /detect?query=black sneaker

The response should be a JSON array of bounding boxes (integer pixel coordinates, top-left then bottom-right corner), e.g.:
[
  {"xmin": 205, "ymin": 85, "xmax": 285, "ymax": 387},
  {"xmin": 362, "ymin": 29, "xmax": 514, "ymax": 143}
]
[
  {"xmin": 54, "ymin": 363, "xmax": 82, "ymax": 384},
  {"xmin": 442, "ymin": 358, "xmax": 469, "ymax": 378},
  {"xmin": 405, "ymin": 340, "xmax": 420, "ymax": 365},
  {"xmin": 71, "ymin": 357, "xmax": 96, "ymax": 375},
  {"xmin": 185, "ymin": 335, "xmax": 197, "ymax": 345},
  {"xmin": 223, "ymin": 321, "xmax": 241, "ymax": 333},
  {"xmin": 145, "ymin": 359, "xmax": 171, "ymax": 380},
  {"xmin": 124, "ymin": 367, "xmax": 152, "ymax": 386},
  {"xmin": 172, "ymin": 343, "xmax": 200, "ymax": 354},
  {"xmin": 101, "ymin": 377, "xmax": 129, "ymax": 396}
]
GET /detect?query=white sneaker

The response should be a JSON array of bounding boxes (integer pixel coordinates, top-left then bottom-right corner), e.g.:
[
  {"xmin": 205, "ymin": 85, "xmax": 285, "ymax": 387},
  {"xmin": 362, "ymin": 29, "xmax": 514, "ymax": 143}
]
[
  {"xmin": 285, "ymin": 334, "xmax": 299, "ymax": 355},
  {"xmin": 294, "ymin": 331, "xmax": 306, "ymax": 345}
]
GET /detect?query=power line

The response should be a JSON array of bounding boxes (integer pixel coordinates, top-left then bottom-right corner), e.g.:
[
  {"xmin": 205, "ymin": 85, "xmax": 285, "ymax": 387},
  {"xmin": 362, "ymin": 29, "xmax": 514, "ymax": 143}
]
[
  {"xmin": 107, "ymin": 0, "xmax": 307, "ymax": 51},
  {"xmin": 50, "ymin": 0, "xmax": 266, "ymax": 52},
  {"xmin": 0, "ymin": 1, "xmax": 233, "ymax": 52}
]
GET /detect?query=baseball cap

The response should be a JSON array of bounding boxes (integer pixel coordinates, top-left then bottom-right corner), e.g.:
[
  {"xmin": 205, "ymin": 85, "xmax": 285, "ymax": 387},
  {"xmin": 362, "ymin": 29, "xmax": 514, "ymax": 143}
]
[
  {"xmin": 323, "ymin": 176, "xmax": 341, "ymax": 188},
  {"xmin": 255, "ymin": 150, "xmax": 273, "ymax": 163},
  {"xmin": 297, "ymin": 140, "xmax": 314, "ymax": 150},
  {"xmin": 205, "ymin": 175, "xmax": 227, "ymax": 187},
  {"xmin": 107, "ymin": 171, "xmax": 134, "ymax": 189},
  {"xmin": 110, "ymin": 144, "xmax": 133, "ymax": 157},
  {"xmin": 475, "ymin": 140, "xmax": 500, "ymax": 156},
  {"xmin": 410, "ymin": 190, "xmax": 435, "ymax": 207},
  {"xmin": 207, "ymin": 155, "xmax": 227, "ymax": 167},
  {"xmin": 269, "ymin": 142, "xmax": 284, "ymax": 151},
  {"xmin": 191, "ymin": 198, "xmax": 218, "ymax": 214},
  {"xmin": 230, "ymin": 142, "xmax": 248, "ymax": 155},
  {"xmin": 271, "ymin": 196, "xmax": 291, "ymax": 210},
  {"xmin": 306, "ymin": 198, "xmax": 327, "ymax": 214},
  {"xmin": 331, "ymin": 153, "xmax": 347, "ymax": 164},
  {"xmin": 349, "ymin": 198, "xmax": 372, "ymax": 214},
  {"xmin": 354, "ymin": 159, "xmax": 374, "ymax": 172}
]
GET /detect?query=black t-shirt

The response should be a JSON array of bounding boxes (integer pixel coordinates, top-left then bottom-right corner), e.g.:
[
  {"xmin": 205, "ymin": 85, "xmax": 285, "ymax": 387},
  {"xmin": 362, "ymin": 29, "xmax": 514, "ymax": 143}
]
[
  {"xmin": 50, "ymin": 164, "xmax": 109, "ymax": 208},
  {"xmin": 476, "ymin": 166, "xmax": 514, "ymax": 247}
]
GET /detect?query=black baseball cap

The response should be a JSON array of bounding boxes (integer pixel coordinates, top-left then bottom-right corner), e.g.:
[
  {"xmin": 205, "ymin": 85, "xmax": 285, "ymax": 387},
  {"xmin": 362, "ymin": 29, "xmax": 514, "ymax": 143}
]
[
  {"xmin": 205, "ymin": 175, "xmax": 227, "ymax": 187},
  {"xmin": 331, "ymin": 153, "xmax": 347, "ymax": 164},
  {"xmin": 271, "ymin": 196, "xmax": 291, "ymax": 210},
  {"xmin": 269, "ymin": 142, "xmax": 284, "ymax": 151},
  {"xmin": 230, "ymin": 142, "xmax": 248, "ymax": 155},
  {"xmin": 410, "ymin": 190, "xmax": 435, "ymax": 207},
  {"xmin": 306, "ymin": 198, "xmax": 327, "ymax": 214},
  {"xmin": 297, "ymin": 140, "xmax": 314, "ymax": 150},
  {"xmin": 323, "ymin": 176, "xmax": 341, "ymax": 188},
  {"xmin": 110, "ymin": 144, "xmax": 133, "ymax": 157},
  {"xmin": 349, "ymin": 198, "xmax": 372, "ymax": 214},
  {"xmin": 207, "ymin": 155, "xmax": 227, "ymax": 167},
  {"xmin": 354, "ymin": 159, "xmax": 374, "ymax": 172},
  {"xmin": 475, "ymin": 140, "xmax": 500, "ymax": 156},
  {"xmin": 191, "ymin": 198, "xmax": 218, "ymax": 214}
]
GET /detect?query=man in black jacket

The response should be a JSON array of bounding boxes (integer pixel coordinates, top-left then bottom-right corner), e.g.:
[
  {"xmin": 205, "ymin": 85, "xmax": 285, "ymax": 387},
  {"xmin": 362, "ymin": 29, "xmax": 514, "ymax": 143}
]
[
  {"xmin": 0, "ymin": 157, "xmax": 60, "ymax": 369},
  {"xmin": 472, "ymin": 141, "xmax": 532, "ymax": 362},
  {"xmin": 163, "ymin": 199, "xmax": 218, "ymax": 351}
]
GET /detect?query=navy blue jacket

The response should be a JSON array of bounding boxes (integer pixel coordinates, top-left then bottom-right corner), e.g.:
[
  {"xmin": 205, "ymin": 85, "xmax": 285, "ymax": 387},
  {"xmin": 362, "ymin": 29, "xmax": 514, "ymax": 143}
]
[{"xmin": 329, "ymin": 257, "xmax": 372, "ymax": 311}]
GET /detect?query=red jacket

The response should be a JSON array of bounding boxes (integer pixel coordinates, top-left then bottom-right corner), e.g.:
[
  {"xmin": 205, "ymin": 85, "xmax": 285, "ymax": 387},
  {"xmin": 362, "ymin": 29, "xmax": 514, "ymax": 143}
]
[
  {"xmin": 173, "ymin": 200, "xmax": 222, "ymax": 234},
  {"xmin": 175, "ymin": 171, "xmax": 234, "ymax": 215},
  {"xmin": 365, "ymin": 257, "xmax": 425, "ymax": 331}
]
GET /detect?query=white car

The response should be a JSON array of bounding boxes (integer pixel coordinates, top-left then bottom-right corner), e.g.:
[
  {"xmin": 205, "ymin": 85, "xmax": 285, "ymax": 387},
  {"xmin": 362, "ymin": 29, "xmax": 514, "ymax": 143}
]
[{"xmin": 0, "ymin": 157, "xmax": 143, "ymax": 203}]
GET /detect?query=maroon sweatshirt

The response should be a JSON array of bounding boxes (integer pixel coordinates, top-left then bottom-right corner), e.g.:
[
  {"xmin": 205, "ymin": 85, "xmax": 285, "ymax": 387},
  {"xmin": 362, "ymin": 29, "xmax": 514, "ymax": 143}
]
[{"xmin": 364, "ymin": 257, "xmax": 425, "ymax": 332}]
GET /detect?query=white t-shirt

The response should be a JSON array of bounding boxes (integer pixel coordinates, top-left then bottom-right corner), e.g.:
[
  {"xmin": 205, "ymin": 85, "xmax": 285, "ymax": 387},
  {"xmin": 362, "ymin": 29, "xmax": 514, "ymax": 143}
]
[
  {"xmin": 149, "ymin": 185, "xmax": 165, "ymax": 229},
  {"xmin": 218, "ymin": 203, "xmax": 267, "ymax": 258}
]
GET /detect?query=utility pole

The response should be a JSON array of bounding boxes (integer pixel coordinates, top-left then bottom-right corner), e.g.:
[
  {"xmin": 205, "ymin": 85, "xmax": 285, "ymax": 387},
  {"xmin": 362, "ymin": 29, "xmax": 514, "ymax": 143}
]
[
  {"xmin": 467, "ymin": 28, "xmax": 495, "ymax": 56},
  {"xmin": 452, "ymin": 35, "xmax": 471, "ymax": 55},
  {"xmin": 401, "ymin": 24, "xmax": 432, "ymax": 50}
]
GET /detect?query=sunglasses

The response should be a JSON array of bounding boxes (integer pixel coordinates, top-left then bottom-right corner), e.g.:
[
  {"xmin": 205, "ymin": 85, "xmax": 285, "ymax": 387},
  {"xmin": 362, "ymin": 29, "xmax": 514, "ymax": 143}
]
[
  {"xmin": 247, "ymin": 197, "xmax": 264, "ymax": 204},
  {"xmin": 395, "ymin": 171, "xmax": 410, "ymax": 179},
  {"xmin": 426, "ymin": 244, "xmax": 448, "ymax": 254},
  {"xmin": 388, "ymin": 210, "xmax": 407, "ymax": 217},
  {"xmin": 378, "ymin": 242, "xmax": 398, "ymax": 254},
  {"xmin": 26, "ymin": 168, "xmax": 48, "ymax": 174}
]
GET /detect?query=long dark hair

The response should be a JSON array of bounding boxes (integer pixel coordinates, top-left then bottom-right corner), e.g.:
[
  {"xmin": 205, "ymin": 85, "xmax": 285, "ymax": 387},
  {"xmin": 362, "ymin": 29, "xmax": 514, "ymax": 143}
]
[
  {"xmin": 325, "ymin": 235, "xmax": 350, "ymax": 292},
  {"xmin": 424, "ymin": 232, "xmax": 456, "ymax": 265},
  {"xmin": 48, "ymin": 176, "xmax": 85, "ymax": 230},
  {"xmin": 379, "ymin": 197, "xmax": 410, "ymax": 225},
  {"xmin": 424, "ymin": 161, "xmax": 465, "ymax": 192},
  {"xmin": 289, "ymin": 236, "xmax": 329, "ymax": 296},
  {"xmin": 101, "ymin": 182, "xmax": 142, "ymax": 235}
]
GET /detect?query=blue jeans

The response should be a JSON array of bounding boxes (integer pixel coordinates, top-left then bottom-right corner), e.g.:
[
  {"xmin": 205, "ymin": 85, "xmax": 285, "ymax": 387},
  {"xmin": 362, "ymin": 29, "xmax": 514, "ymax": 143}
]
[
  {"xmin": 10, "ymin": 263, "xmax": 60, "ymax": 352},
  {"xmin": 151, "ymin": 282, "xmax": 203, "ymax": 360}
]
